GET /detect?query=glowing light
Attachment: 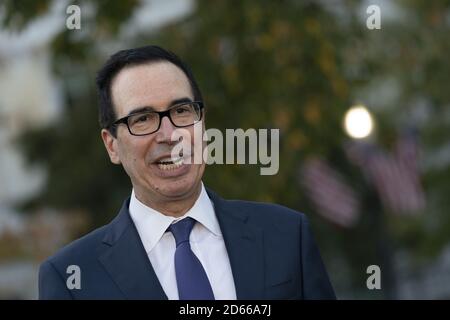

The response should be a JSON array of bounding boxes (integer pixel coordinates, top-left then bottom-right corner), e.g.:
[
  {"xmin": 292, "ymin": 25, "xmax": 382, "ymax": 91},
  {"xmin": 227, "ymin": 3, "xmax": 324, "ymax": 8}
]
[{"xmin": 344, "ymin": 105, "xmax": 374, "ymax": 139}]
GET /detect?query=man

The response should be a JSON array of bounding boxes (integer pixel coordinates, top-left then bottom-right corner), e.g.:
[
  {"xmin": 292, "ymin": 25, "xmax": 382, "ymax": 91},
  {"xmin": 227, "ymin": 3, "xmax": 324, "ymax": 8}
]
[{"xmin": 38, "ymin": 45, "xmax": 335, "ymax": 300}]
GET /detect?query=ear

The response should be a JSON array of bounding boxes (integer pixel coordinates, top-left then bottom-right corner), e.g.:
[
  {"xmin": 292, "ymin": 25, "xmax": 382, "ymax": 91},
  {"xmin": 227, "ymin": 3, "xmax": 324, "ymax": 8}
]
[{"xmin": 101, "ymin": 129, "xmax": 121, "ymax": 164}]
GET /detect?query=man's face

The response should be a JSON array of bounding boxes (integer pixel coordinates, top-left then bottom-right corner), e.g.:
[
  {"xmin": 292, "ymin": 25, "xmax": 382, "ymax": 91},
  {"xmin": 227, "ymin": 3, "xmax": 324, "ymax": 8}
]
[{"xmin": 101, "ymin": 62, "xmax": 205, "ymax": 207}]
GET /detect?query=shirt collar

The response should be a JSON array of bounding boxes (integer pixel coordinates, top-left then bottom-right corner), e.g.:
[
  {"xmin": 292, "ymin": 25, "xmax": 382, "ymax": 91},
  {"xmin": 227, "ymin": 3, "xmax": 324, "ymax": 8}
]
[{"xmin": 129, "ymin": 182, "xmax": 222, "ymax": 254}]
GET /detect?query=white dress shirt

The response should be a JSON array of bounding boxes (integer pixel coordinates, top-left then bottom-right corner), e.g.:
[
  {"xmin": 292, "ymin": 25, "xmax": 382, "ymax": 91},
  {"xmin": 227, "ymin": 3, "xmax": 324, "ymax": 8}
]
[{"xmin": 129, "ymin": 182, "xmax": 237, "ymax": 300}]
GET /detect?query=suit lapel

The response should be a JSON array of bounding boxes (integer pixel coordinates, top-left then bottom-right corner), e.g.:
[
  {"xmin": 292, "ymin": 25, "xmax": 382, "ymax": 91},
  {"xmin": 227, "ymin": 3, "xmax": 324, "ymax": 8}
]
[
  {"xmin": 206, "ymin": 188, "xmax": 265, "ymax": 299},
  {"xmin": 97, "ymin": 189, "xmax": 265, "ymax": 300},
  {"xmin": 98, "ymin": 199, "xmax": 167, "ymax": 300}
]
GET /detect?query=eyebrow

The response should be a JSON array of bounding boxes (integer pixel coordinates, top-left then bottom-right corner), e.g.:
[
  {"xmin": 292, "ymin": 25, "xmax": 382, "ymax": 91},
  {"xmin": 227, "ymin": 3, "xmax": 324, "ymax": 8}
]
[{"xmin": 126, "ymin": 97, "xmax": 193, "ymax": 116}]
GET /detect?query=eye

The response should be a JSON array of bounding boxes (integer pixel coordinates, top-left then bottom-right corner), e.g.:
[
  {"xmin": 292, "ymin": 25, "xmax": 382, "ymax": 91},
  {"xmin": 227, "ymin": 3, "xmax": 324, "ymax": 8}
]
[
  {"xmin": 175, "ymin": 106, "xmax": 191, "ymax": 114},
  {"xmin": 136, "ymin": 115, "xmax": 148, "ymax": 122},
  {"xmin": 130, "ymin": 113, "xmax": 152, "ymax": 125}
]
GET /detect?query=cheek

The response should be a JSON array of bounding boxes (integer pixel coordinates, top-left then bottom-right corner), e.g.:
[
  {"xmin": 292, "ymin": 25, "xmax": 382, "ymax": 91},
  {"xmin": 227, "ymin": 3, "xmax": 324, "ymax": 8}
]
[
  {"xmin": 117, "ymin": 138, "xmax": 150, "ymax": 169},
  {"xmin": 187, "ymin": 124, "xmax": 205, "ymax": 149}
]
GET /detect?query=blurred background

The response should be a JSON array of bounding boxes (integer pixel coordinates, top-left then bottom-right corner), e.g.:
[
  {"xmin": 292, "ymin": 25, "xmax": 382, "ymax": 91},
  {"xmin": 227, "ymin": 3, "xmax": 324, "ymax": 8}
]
[{"xmin": 0, "ymin": 0, "xmax": 449, "ymax": 299}]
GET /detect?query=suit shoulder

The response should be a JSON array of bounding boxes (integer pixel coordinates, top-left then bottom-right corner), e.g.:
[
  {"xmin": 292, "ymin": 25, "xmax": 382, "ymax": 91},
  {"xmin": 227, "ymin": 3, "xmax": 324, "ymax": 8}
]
[
  {"xmin": 224, "ymin": 198, "xmax": 307, "ymax": 224},
  {"xmin": 42, "ymin": 223, "xmax": 109, "ymax": 269}
]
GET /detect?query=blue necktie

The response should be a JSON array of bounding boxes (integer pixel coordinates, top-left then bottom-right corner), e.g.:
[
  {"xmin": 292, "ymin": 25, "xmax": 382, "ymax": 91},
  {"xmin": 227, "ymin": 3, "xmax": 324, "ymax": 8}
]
[{"xmin": 169, "ymin": 217, "xmax": 215, "ymax": 300}]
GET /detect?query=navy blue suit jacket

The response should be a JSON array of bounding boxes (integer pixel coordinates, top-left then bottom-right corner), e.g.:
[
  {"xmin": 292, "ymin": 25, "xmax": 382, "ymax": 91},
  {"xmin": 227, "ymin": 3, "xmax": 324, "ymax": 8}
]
[{"xmin": 39, "ymin": 188, "xmax": 336, "ymax": 299}]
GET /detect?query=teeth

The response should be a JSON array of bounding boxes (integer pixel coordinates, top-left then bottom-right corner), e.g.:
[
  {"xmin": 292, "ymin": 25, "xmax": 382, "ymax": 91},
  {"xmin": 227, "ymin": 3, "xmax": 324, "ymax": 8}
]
[
  {"xmin": 157, "ymin": 156, "xmax": 182, "ymax": 163},
  {"xmin": 156, "ymin": 157, "xmax": 184, "ymax": 170}
]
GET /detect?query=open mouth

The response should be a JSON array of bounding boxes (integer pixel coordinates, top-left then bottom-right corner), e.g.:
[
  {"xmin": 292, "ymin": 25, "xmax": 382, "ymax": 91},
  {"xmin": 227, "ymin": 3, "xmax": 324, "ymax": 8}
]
[{"xmin": 155, "ymin": 156, "xmax": 184, "ymax": 171}]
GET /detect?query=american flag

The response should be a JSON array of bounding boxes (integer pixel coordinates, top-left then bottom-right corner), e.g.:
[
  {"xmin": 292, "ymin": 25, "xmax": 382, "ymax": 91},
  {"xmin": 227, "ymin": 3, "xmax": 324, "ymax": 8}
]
[
  {"xmin": 300, "ymin": 158, "xmax": 360, "ymax": 227},
  {"xmin": 345, "ymin": 129, "xmax": 425, "ymax": 215}
]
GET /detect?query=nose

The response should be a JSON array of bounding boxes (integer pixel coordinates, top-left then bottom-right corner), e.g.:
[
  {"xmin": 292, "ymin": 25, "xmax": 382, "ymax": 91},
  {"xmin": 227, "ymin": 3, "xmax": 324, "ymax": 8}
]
[{"xmin": 155, "ymin": 116, "xmax": 177, "ymax": 144}]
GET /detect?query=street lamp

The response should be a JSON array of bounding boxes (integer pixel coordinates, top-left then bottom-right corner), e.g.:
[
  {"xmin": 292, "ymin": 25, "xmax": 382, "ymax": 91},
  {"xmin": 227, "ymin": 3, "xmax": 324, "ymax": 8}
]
[
  {"xmin": 344, "ymin": 105, "xmax": 374, "ymax": 139},
  {"xmin": 343, "ymin": 104, "xmax": 398, "ymax": 299}
]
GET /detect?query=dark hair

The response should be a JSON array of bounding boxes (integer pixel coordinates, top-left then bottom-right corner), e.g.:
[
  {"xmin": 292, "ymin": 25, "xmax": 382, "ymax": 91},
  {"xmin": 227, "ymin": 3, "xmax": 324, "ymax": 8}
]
[{"xmin": 96, "ymin": 45, "xmax": 203, "ymax": 136}]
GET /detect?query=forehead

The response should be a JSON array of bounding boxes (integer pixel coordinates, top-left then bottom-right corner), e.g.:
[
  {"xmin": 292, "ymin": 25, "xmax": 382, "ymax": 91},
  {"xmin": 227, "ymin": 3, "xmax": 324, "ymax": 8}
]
[{"xmin": 111, "ymin": 61, "xmax": 193, "ymax": 117}]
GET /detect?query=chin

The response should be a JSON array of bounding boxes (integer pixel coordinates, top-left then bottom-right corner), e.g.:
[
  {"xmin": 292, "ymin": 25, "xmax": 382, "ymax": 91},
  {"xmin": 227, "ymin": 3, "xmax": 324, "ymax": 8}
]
[{"xmin": 153, "ymin": 175, "xmax": 201, "ymax": 199}]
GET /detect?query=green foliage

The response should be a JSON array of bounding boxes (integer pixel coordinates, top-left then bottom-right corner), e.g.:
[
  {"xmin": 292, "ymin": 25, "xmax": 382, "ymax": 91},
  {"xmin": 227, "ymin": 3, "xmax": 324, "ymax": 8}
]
[{"xmin": 1, "ymin": 0, "xmax": 51, "ymax": 30}]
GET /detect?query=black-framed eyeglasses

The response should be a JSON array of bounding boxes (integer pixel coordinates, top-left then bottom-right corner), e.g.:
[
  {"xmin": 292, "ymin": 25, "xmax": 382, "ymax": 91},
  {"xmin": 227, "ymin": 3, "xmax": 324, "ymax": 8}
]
[{"xmin": 110, "ymin": 101, "xmax": 204, "ymax": 136}]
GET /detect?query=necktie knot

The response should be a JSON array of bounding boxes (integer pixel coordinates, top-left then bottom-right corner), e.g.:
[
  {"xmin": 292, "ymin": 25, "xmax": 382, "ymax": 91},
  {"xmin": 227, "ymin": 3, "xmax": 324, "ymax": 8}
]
[{"xmin": 169, "ymin": 217, "xmax": 196, "ymax": 247}]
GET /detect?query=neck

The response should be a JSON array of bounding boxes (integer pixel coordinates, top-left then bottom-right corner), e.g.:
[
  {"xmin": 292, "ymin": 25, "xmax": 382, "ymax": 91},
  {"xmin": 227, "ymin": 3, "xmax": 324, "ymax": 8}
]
[{"xmin": 134, "ymin": 183, "xmax": 202, "ymax": 217}]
